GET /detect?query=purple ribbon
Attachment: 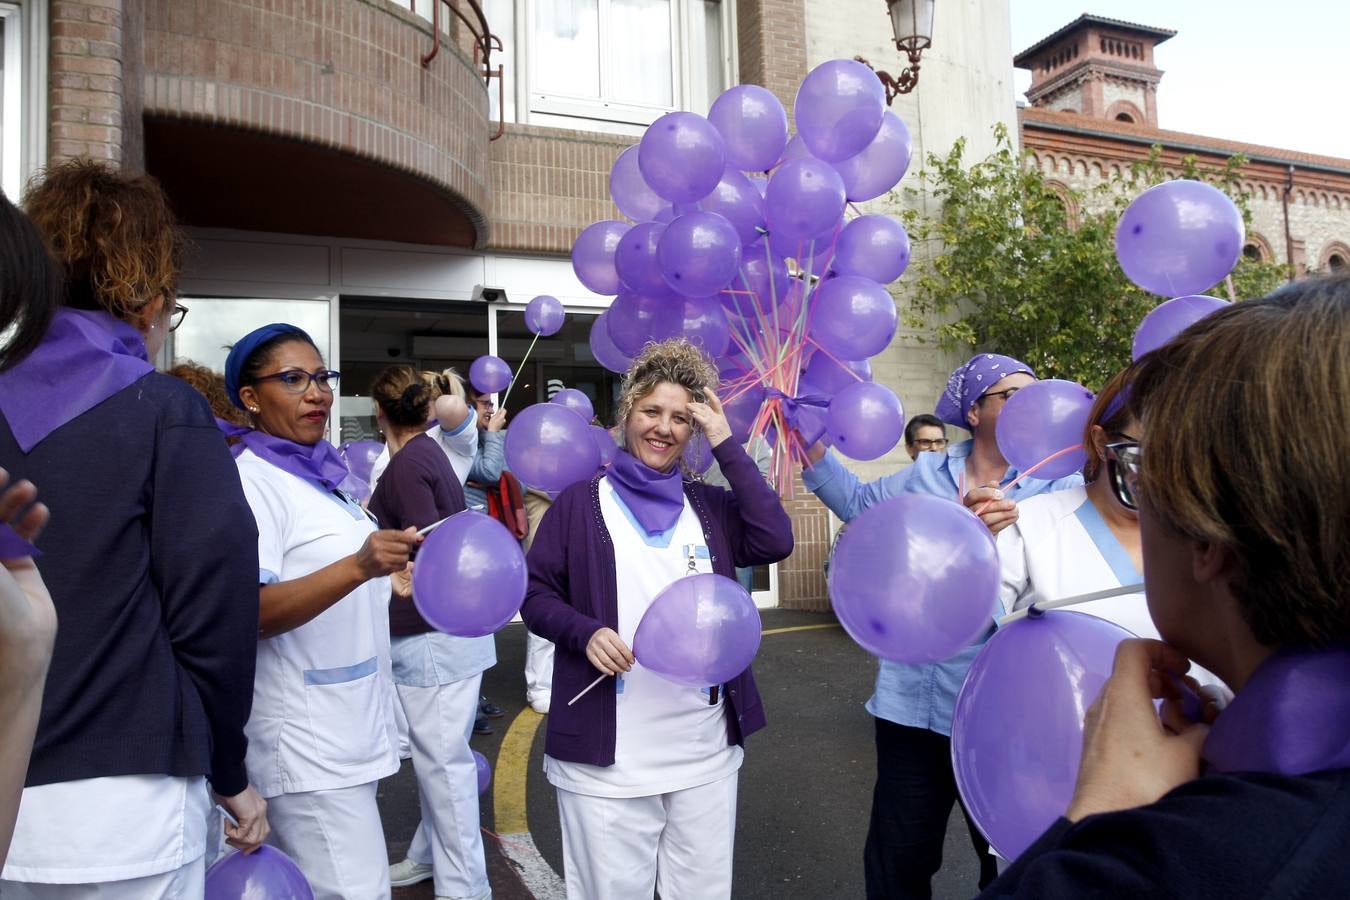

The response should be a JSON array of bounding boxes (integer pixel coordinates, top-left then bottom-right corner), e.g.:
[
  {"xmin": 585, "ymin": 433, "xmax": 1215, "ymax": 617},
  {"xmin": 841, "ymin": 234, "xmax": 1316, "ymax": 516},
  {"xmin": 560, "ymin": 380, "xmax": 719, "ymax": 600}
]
[
  {"xmin": 607, "ymin": 449, "xmax": 686, "ymax": 536},
  {"xmin": 0, "ymin": 308, "xmax": 154, "ymax": 453},
  {"xmin": 766, "ymin": 388, "xmax": 830, "ymax": 445},
  {"xmin": 1204, "ymin": 645, "xmax": 1350, "ymax": 775},
  {"xmin": 222, "ymin": 420, "xmax": 351, "ymax": 492}
]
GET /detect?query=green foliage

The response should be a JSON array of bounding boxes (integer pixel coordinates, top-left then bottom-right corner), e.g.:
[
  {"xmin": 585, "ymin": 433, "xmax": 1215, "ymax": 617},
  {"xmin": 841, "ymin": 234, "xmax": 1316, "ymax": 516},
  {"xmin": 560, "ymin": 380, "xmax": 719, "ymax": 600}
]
[{"xmin": 898, "ymin": 124, "xmax": 1288, "ymax": 388}]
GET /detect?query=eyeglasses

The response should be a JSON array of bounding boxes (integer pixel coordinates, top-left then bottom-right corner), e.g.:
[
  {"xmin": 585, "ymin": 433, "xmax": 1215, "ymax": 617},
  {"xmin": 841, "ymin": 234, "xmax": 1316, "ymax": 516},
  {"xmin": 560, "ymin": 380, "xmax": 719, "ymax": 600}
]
[
  {"xmin": 1105, "ymin": 441, "xmax": 1141, "ymax": 511},
  {"xmin": 251, "ymin": 369, "xmax": 341, "ymax": 394},
  {"xmin": 980, "ymin": 387, "xmax": 1021, "ymax": 404},
  {"xmin": 911, "ymin": 438, "xmax": 948, "ymax": 451},
  {"xmin": 168, "ymin": 303, "xmax": 188, "ymax": 332}
]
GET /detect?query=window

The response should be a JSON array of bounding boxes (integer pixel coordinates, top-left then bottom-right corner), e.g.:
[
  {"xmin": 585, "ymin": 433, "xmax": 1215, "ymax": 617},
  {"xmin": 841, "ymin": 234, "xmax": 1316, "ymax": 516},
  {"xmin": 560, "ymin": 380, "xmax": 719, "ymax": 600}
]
[
  {"xmin": 524, "ymin": 0, "xmax": 732, "ymax": 131},
  {"xmin": 0, "ymin": 2, "xmax": 42, "ymax": 203},
  {"xmin": 1330, "ymin": 253, "xmax": 1346, "ymax": 272}
]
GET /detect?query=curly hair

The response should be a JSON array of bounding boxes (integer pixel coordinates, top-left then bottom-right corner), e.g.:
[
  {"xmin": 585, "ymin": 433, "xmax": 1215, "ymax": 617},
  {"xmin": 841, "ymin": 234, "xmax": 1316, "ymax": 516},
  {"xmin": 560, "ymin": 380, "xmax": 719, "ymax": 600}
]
[
  {"xmin": 615, "ymin": 338, "xmax": 719, "ymax": 430},
  {"xmin": 23, "ymin": 159, "xmax": 186, "ymax": 323},
  {"xmin": 372, "ymin": 364, "xmax": 442, "ymax": 429},
  {"xmin": 168, "ymin": 361, "xmax": 249, "ymax": 428}
]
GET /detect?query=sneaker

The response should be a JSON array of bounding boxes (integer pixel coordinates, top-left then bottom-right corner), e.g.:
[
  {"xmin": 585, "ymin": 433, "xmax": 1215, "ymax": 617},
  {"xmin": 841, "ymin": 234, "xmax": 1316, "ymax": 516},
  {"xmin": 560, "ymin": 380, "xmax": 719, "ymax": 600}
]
[
  {"xmin": 529, "ymin": 695, "xmax": 551, "ymax": 715},
  {"xmin": 473, "ymin": 715, "xmax": 494, "ymax": 735},
  {"xmin": 479, "ymin": 697, "xmax": 504, "ymax": 718},
  {"xmin": 389, "ymin": 858, "xmax": 433, "ymax": 888}
]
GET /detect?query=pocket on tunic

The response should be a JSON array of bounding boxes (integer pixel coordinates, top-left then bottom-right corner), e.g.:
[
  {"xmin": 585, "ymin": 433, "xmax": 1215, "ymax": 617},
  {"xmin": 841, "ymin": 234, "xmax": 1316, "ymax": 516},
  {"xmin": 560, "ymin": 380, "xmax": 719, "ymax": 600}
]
[{"xmin": 302, "ymin": 656, "xmax": 390, "ymax": 768}]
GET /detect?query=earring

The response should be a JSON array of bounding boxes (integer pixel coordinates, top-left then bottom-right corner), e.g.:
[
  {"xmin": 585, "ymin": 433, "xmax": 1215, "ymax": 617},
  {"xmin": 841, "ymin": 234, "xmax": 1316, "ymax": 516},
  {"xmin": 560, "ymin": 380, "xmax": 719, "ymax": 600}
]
[{"xmin": 249, "ymin": 406, "xmax": 260, "ymax": 413}]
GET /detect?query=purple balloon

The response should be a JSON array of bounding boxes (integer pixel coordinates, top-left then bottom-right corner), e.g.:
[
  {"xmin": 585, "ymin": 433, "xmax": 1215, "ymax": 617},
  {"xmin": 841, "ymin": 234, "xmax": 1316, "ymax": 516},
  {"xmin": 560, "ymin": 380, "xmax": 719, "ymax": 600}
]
[
  {"xmin": 572, "ymin": 220, "xmax": 631, "ymax": 296},
  {"xmin": 770, "ymin": 217, "xmax": 842, "ymax": 275},
  {"xmin": 708, "ymin": 84, "xmax": 789, "ymax": 172},
  {"xmin": 337, "ymin": 472, "xmax": 371, "ymax": 502},
  {"xmin": 1132, "ymin": 295, "xmax": 1230, "ymax": 360},
  {"xmin": 591, "ymin": 424, "xmax": 618, "ymax": 467},
  {"xmin": 649, "ymin": 295, "xmax": 731, "ymax": 358},
  {"xmin": 504, "ymin": 403, "xmax": 601, "ymax": 493},
  {"xmin": 720, "ymin": 371, "xmax": 766, "ymax": 442},
  {"xmin": 1115, "ymin": 180, "xmax": 1245, "ymax": 296},
  {"xmin": 682, "ymin": 431, "xmax": 716, "ymax": 475},
  {"xmin": 808, "ymin": 274, "xmax": 897, "ymax": 360},
  {"xmin": 829, "ymin": 493, "xmax": 999, "ymax": 663},
  {"xmin": 340, "ymin": 440, "xmax": 383, "ymax": 486},
  {"xmin": 995, "ymin": 379, "xmax": 1094, "ymax": 480},
  {"xmin": 827, "ymin": 381, "xmax": 904, "ymax": 461},
  {"xmin": 473, "ymin": 749, "xmax": 492, "ymax": 794},
  {"xmin": 833, "ymin": 215, "xmax": 911, "ymax": 285},
  {"xmin": 469, "ymin": 355, "xmax": 513, "ymax": 394},
  {"xmin": 954, "ymin": 612, "xmax": 1134, "ymax": 859},
  {"xmin": 799, "ymin": 351, "xmax": 871, "ymax": 399},
  {"xmin": 632, "ymin": 573, "xmax": 762, "ymax": 686},
  {"xmin": 794, "ymin": 58, "xmax": 886, "ymax": 162},
  {"xmin": 692, "ymin": 168, "xmax": 766, "ymax": 247},
  {"xmin": 525, "ymin": 295, "xmax": 565, "ymax": 337},
  {"xmin": 550, "ymin": 387, "xmax": 594, "ymax": 423},
  {"xmin": 834, "ymin": 111, "xmax": 913, "ymax": 202},
  {"xmin": 657, "ymin": 211, "xmax": 743, "ymax": 298},
  {"xmin": 610, "ymin": 145, "xmax": 666, "ymax": 222},
  {"xmin": 615, "ymin": 222, "xmax": 670, "ymax": 296},
  {"xmin": 638, "ymin": 112, "xmax": 727, "ymax": 204},
  {"xmin": 206, "ymin": 845, "xmax": 314, "ymax": 900},
  {"xmin": 413, "ymin": 511, "xmax": 528, "ymax": 636},
  {"xmin": 589, "ymin": 311, "xmax": 635, "ymax": 374},
  {"xmin": 778, "ymin": 133, "xmax": 815, "ymax": 165},
  {"xmin": 606, "ymin": 291, "xmax": 664, "ymax": 355},
  {"xmin": 765, "ymin": 157, "xmax": 847, "ymax": 241}
]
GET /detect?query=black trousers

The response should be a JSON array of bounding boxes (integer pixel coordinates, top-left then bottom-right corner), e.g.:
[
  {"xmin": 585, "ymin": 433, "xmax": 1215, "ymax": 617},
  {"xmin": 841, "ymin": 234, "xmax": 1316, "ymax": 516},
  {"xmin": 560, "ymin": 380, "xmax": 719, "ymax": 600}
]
[{"xmin": 864, "ymin": 718, "xmax": 998, "ymax": 899}]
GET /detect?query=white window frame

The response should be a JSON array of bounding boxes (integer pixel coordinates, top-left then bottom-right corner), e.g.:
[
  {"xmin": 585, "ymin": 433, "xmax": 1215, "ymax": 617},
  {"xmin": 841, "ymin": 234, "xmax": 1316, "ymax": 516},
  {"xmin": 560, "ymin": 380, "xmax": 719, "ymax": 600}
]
[
  {"xmin": 0, "ymin": 2, "xmax": 45, "ymax": 203},
  {"xmin": 519, "ymin": 0, "xmax": 735, "ymax": 134}
]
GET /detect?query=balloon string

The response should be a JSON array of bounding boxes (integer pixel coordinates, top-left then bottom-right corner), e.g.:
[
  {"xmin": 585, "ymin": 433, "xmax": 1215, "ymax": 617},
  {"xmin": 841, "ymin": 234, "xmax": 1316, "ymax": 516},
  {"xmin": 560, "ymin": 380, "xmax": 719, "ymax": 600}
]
[
  {"xmin": 567, "ymin": 673, "xmax": 608, "ymax": 706},
  {"xmin": 971, "ymin": 444, "xmax": 1083, "ymax": 515},
  {"xmin": 1224, "ymin": 274, "xmax": 1237, "ymax": 302},
  {"xmin": 802, "ymin": 337, "xmax": 867, "ymax": 383},
  {"xmin": 479, "ymin": 826, "xmax": 532, "ymax": 855},
  {"xmin": 500, "ymin": 332, "xmax": 541, "ymax": 409}
]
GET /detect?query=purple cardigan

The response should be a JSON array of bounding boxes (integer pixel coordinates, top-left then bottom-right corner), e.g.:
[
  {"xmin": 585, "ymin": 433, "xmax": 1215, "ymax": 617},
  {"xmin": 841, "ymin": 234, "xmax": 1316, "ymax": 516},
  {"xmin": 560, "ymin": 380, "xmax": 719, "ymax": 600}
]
[{"xmin": 522, "ymin": 438, "xmax": 794, "ymax": 766}]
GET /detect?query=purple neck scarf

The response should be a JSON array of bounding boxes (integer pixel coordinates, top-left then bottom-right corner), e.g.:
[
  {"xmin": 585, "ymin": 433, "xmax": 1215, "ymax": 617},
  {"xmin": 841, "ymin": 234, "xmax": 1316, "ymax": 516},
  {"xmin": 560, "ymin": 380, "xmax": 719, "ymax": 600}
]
[
  {"xmin": 0, "ymin": 308, "xmax": 154, "ymax": 453},
  {"xmin": 227, "ymin": 423, "xmax": 351, "ymax": 492},
  {"xmin": 1203, "ymin": 645, "xmax": 1350, "ymax": 776},
  {"xmin": 607, "ymin": 448, "xmax": 686, "ymax": 536}
]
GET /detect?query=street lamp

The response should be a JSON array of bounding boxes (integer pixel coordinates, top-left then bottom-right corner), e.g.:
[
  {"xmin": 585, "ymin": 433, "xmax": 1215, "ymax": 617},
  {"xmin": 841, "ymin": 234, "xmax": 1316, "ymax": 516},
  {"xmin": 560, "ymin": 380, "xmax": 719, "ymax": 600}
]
[{"xmin": 855, "ymin": 0, "xmax": 935, "ymax": 104}]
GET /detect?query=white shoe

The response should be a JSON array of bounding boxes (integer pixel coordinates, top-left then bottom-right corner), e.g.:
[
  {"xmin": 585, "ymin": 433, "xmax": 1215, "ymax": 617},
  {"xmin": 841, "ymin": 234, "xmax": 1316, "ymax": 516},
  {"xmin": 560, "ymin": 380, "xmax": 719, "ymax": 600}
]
[
  {"xmin": 389, "ymin": 858, "xmax": 434, "ymax": 887},
  {"xmin": 529, "ymin": 695, "xmax": 551, "ymax": 715}
]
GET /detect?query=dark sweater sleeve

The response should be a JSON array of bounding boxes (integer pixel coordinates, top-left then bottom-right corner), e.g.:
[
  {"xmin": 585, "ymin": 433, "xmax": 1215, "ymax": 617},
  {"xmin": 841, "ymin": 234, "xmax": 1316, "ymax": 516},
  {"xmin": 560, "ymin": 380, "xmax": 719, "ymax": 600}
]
[
  {"xmin": 151, "ymin": 416, "xmax": 260, "ymax": 797},
  {"xmin": 521, "ymin": 490, "xmax": 605, "ymax": 654},
  {"xmin": 709, "ymin": 439, "xmax": 794, "ymax": 566}
]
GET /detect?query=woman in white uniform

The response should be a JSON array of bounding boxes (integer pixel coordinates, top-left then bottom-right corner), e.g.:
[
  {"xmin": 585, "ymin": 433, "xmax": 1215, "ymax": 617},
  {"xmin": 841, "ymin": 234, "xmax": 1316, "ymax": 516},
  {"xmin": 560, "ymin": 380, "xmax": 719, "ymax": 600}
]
[{"xmin": 226, "ymin": 323, "xmax": 420, "ymax": 900}]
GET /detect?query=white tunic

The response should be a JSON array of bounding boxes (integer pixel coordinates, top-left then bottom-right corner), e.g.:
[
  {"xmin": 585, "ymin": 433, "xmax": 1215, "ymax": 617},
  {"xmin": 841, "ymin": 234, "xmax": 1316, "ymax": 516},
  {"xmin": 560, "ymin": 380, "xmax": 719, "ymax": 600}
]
[
  {"xmin": 236, "ymin": 449, "xmax": 400, "ymax": 798},
  {"xmin": 544, "ymin": 477, "xmax": 744, "ymax": 798}
]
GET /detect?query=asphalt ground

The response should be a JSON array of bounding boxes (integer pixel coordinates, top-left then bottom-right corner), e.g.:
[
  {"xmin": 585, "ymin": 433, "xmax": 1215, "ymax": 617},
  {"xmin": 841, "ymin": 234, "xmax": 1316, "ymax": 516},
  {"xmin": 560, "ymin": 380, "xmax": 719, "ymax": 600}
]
[{"xmin": 381, "ymin": 610, "xmax": 982, "ymax": 899}]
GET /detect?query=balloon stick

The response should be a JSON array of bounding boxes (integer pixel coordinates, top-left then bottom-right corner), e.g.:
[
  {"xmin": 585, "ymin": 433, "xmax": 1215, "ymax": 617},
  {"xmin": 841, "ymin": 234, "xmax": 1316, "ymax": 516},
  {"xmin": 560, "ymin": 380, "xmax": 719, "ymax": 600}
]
[
  {"xmin": 417, "ymin": 516, "xmax": 451, "ymax": 536},
  {"xmin": 500, "ymin": 332, "xmax": 541, "ymax": 409},
  {"xmin": 997, "ymin": 582, "xmax": 1146, "ymax": 625},
  {"xmin": 567, "ymin": 673, "xmax": 609, "ymax": 707}
]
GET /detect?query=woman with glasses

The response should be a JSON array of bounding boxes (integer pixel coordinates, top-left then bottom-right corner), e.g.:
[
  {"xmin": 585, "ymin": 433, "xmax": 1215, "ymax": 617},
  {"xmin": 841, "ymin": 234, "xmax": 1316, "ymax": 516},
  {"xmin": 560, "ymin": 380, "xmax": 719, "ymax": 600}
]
[
  {"xmin": 0, "ymin": 164, "xmax": 269, "ymax": 898},
  {"xmin": 225, "ymin": 324, "xmax": 418, "ymax": 900},
  {"xmin": 982, "ymin": 275, "xmax": 1350, "ymax": 896}
]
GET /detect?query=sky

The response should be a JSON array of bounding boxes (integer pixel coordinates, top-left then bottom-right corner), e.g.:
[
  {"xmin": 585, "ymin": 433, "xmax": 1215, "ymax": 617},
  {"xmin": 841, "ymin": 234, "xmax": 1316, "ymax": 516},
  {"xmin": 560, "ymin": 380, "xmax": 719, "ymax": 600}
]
[{"xmin": 1010, "ymin": 1, "xmax": 1350, "ymax": 160}]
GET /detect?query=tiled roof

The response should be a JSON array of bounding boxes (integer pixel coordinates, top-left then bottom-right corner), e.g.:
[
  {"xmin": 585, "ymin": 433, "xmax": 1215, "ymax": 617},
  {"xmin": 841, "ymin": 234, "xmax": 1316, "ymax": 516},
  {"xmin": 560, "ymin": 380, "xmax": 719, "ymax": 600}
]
[
  {"xmin": 1019, "ymin": 107, "xmax": 1350, "ymax": 173},
  {"xmin": 1015, "ymin": 14, "xmax": 1176, "ymax": 65}
]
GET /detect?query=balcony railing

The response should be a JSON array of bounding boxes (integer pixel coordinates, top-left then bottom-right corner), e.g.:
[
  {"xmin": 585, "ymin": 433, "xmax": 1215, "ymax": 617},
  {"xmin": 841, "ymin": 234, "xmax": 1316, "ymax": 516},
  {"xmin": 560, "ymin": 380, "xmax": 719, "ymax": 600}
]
[{"xmin": 410, "ymin": 0, "xmax": 505, "ymax": 140}]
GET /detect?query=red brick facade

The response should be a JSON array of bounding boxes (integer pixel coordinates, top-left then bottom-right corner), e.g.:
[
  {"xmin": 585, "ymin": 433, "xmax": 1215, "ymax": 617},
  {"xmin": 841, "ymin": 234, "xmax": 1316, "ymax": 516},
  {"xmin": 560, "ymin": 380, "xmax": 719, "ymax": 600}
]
[{"xmin": 48, "ymin": 0, "xmax": 130, "ymax": 165}]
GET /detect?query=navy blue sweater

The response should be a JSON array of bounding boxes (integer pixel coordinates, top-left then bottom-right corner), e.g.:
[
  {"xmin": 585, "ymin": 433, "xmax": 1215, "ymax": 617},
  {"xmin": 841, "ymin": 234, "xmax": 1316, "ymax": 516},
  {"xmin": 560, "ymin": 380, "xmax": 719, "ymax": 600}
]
[
  {"xmin": 980, "ymin": 768, "xmax": 1350, "ymax": 898},
  {"xmin": 0, "ymin": 373, "xmax": 260, "ymax": 795}
]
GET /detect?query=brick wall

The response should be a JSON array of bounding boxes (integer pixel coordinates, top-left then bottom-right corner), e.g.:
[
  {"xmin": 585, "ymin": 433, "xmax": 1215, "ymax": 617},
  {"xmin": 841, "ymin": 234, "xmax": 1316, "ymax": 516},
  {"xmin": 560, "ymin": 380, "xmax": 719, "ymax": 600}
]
[
  {"xmin": 778, "ymin": 474, "xmax": 833, "ymax": 611},
  {"xmin": 141, "ymin": 0, "xmax": 491, "ymax": 243},
  {"xmin": 49, "ymin": 0, "xmax": 130, "ymax": 166},
  {"xmin": 735, "ymin": 0, "xmax": 809, "ymax": 119}
]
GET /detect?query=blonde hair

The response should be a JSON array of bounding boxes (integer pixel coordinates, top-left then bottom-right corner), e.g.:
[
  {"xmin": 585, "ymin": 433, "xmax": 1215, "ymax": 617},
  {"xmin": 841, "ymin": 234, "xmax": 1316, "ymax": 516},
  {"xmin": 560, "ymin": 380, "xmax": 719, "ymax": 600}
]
[
  {"xmin": 423, "ymin": 367, "xmax": 467, "ymax": 403},
  {"xmin": 1126, "ymin": 273, "xmax": 1350, "ymax": 648},
  {"xmin": 615, "ymin": 339, "xmax": 718, "ymax": 429}
]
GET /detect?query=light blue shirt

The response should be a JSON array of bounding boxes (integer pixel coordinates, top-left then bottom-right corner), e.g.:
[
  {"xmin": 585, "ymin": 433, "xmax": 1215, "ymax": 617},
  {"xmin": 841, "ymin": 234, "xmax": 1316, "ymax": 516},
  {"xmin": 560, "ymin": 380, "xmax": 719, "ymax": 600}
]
[{"xmin": 803, "ymin": 440, "xmax": 1082, "ymax": 736}]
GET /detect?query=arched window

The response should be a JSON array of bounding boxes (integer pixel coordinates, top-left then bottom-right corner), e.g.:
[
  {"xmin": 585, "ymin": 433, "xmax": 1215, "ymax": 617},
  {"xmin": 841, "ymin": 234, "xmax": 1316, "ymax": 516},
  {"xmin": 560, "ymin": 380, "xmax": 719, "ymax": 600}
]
[
  {"xmin": 1319, "ymin": 241, "xmax": 1350, "ymax": 272},
  {"xmin": 1115, "ymin": 113, "xmax": 1135, "ymax": 123}
]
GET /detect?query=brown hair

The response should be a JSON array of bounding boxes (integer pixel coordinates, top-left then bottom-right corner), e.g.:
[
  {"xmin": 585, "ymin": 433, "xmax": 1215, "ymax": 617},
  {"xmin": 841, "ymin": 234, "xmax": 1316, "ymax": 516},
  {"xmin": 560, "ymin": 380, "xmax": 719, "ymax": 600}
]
[
  {"xmin": 1126, "ymin": 273, "xmax": 1350, "ymax": 648},
  {"xmin": 23, "ymin": 159, "xmax": 186, "ymax": 323},
  {"xmin": 1081, "ymin": 368, "xmax": 1135, "ymax": 482},
  {"xmin": 615, "ymin": 338, "xmax": 718, "ymax": 429},
  {"xmin": 372, "ymin": 364, "xmax": 441, "ymax": 429},
  {"xmin": 168, "ymin": 361, "xmax": 249, "ymax": 428}
]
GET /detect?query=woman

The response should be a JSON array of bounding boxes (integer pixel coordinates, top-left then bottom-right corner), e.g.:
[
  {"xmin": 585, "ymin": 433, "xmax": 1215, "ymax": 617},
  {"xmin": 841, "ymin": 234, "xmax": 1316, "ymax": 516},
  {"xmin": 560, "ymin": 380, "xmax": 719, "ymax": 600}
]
[
  {"xmin": 522, "ymin": 339, "xmax": 794, "ymax": 899},
  {"xmin": 981, "ymin": 274, "xmax": 1350, "ymax": 896},
  {"xmin": 226, "ymin": 324, "xmax": 417, "ymax": 900},
  {"xmin": 0, "ymin": 163, "xmax": 268, "ymax": 897},
  {"xmin": 366, "ymin": 365, "xmax": 494, "ymax": 900},
  {"xmin": 368, "ymin": 368, "xmax": 479, "ymax": 491}
]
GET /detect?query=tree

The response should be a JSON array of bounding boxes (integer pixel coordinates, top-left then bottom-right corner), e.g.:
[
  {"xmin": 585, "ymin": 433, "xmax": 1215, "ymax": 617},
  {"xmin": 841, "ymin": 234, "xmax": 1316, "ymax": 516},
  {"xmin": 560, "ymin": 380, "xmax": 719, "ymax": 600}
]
[{"xmin": 897, "ymin": 124, "xmax": 1288, "ymax": 388}]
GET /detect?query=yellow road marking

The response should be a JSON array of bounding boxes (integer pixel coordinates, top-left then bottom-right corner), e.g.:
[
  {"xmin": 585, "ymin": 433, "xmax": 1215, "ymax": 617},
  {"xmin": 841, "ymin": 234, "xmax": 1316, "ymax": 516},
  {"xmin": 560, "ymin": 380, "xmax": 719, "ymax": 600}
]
[{"xmin": 492, "ymin": 621, "xmax": 840, "ymax": 834}]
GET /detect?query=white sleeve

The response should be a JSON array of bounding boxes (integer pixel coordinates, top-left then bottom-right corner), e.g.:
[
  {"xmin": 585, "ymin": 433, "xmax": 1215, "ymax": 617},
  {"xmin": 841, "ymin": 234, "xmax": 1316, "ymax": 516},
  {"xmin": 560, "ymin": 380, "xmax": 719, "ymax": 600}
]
[
  {"xmin": 369, "ymin": 445, "xmax": 391, "ymax": 493},
  {"xmin": 996, "ymin": 521, "xmax": 1032, "ymax": 617},
  {"xmin": 237, "ymin": 461, "xmax": 291, "ymax": 585},
  {"xmin": 434, "ymin": 408, "xmax": 479, "ymax": 484}
]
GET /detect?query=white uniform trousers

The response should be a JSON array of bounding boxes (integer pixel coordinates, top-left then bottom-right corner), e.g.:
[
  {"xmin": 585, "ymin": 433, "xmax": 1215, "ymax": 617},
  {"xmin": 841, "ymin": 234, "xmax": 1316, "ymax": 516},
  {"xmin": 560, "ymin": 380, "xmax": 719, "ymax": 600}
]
[
  {"xmin": 524, "ymin": 630, "xmax": 555, "ymax": 710},
  {"xmin": 0, "ymin": 856, "xmax": 204, "ymax": 900},
  {"xmin": 399, "ymin": 673, "xmax": 491, "ymax": 900},
  {"xmin": 264, "ymin": 781, "xmax": 390, "ymax": 900},
  {"xmin": 554, "ymin": 772, "xmax": 738, "ymax": 900}
]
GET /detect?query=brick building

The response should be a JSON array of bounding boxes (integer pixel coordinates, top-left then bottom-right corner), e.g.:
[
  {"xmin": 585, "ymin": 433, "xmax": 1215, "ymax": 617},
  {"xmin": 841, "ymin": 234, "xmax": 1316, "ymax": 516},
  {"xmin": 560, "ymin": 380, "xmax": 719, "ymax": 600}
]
[{"xmin": 1015, "ymin": 14, "xmax": 1350, "ymax": 276}]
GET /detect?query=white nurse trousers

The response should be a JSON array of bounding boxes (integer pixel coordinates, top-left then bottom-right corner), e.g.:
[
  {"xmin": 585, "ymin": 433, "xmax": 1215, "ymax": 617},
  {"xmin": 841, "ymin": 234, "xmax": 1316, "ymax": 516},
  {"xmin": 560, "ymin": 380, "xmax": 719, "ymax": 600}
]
[{"xmin": 265, "ymin": 781, "xmax": 390, "ymax": 900}]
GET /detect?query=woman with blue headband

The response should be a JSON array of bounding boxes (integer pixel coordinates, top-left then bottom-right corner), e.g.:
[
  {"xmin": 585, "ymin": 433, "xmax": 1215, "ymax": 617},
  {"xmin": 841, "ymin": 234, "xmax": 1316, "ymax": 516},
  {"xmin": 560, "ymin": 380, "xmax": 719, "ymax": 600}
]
[{"xmin": 225, "ymin": 323, "xmax": 418, "ymax": 900}]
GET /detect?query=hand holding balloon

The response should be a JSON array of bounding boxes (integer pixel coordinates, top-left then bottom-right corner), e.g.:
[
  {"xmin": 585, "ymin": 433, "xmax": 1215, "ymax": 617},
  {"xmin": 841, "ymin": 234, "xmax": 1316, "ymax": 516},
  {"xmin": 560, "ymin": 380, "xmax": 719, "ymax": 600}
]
[
  {"xmin": 1065, "ymin": 639, "xmax": 1209, "ymax": 822},
  {"xmin": 214, "ymin": 785, "xmax": 270, "ymax": 854},
  {"xmin": 687, "ymin": 391, "xmax": 733, "ymax": 447},
  {"xmin": 355, "ymin": 527, "xmax": 421, "ymax": 580},
  {"xmin": 964, "ymin": 484, "xmax": 1018, "ymax": 535},
  {"xmin": 586, "ymin": 627, "xmax": 635, "ymax": 675},
  {"xmin": 486, "ymin": 408, "xmax": 507, "ymax": 432}
]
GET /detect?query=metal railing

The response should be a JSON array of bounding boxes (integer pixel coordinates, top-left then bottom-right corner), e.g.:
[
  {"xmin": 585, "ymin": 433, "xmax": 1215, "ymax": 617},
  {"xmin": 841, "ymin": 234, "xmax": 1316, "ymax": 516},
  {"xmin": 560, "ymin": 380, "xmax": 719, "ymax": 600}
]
[{"xmin": 410, "ymin": 0, "xmax": 505, "ymax": 141}]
